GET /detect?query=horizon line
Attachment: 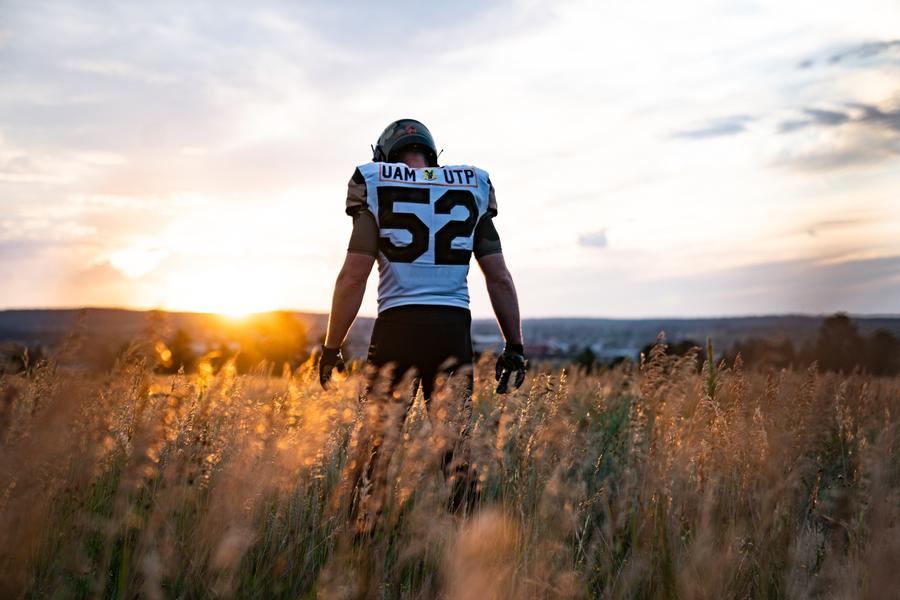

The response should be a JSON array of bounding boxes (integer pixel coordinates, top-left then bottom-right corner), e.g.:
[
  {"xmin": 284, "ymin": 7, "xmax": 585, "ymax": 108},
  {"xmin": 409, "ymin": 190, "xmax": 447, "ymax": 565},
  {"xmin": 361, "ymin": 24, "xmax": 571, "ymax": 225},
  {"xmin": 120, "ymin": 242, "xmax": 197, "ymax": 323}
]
[{"xmin": 1, "ymin": 305, "xmax": 898, "ymax": 321}]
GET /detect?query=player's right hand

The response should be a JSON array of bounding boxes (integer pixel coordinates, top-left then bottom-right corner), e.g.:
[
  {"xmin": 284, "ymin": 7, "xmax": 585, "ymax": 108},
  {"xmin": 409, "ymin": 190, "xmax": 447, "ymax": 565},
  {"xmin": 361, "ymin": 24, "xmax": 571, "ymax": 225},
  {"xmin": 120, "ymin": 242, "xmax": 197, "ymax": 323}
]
[
  {"xmin": 495, "ymin": 344, "xmax": 527, "ymax": 393},
  {"xmin": 318, "ymin": 345, "xmax": 346, "ymax": 389}
]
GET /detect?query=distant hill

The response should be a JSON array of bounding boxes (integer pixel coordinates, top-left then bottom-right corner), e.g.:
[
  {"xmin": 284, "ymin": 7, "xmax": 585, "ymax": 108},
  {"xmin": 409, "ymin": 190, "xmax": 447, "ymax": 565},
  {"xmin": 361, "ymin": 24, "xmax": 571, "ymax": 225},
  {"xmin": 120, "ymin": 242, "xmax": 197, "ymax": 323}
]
[
  {"xmin": 2, "ymin": 308, "xmax": 899, "ymax": 364},
  {"xmin": 493, "ymin": 314, "xmax": 900, "ymax": 359},
  {"xmin": 0, "ymin": 308, "xmax": 331, "ymax": 347},
  {"xmin": 0, "ymin": 308, "xmax": 354, "ymax": 365}
]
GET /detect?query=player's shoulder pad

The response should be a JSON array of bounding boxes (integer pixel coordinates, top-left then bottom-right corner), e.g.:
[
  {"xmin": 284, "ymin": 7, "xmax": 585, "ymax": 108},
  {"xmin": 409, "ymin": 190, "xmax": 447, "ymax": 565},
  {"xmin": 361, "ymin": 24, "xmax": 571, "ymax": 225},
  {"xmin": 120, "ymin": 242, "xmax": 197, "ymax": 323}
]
[
  {"xmin": 355, "ymin": 162, "xmax": 382, "ymax": 179},
  {"xmin": 441, "ymin": 165, "xmax": 495, "ymax": 216},
  {"xmin": 346, "ymin": 166, "xmax": 369, "ymax": 216}
]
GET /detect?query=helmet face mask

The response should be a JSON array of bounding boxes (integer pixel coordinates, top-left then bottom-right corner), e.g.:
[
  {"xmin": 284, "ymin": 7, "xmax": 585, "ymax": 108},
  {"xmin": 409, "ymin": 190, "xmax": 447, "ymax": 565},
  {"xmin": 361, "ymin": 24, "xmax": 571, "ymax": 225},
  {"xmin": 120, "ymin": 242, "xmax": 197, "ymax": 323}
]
[{"xmin": 373, "ymin": 119, "xmax": 439, "ymax": 166}]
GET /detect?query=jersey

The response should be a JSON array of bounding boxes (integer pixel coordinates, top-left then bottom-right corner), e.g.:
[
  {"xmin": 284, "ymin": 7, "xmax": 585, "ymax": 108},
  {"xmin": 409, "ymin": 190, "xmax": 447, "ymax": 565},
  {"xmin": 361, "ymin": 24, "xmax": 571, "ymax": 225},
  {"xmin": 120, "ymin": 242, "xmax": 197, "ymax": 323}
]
[{"xmin": 348, "ymin": 162, "xmax": 497, "ymax": 313}]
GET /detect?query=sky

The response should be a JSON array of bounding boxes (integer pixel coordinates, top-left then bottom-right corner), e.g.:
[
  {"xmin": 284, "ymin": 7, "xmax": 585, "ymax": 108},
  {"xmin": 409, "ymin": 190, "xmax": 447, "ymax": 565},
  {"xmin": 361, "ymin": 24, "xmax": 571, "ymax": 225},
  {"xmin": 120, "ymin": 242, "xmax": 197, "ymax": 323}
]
[{"xmin": 0, "ymin": 0, "xmax": 899, "ymax": 318}]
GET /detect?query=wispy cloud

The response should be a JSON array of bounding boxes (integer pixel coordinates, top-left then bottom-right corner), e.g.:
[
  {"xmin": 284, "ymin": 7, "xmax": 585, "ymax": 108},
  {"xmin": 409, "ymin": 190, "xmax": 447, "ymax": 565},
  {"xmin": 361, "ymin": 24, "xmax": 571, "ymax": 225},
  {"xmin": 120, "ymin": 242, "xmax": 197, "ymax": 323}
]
[
  {"xmin": 776, "ymin": 100, "xmax": 900, "ymax": 171},
  {"xmin": 775, "ymin": 138, "xmax": 899, "ymax": 172},
  {"xmin": 779, "ymin": 108, "xmax": 851, "ymax": 133},
  {"xmin": 671, "ymin": 115, "xmax": 754, "ymax": 140},
  {"xmin": 853, "ymin": 102, "xmax": 900, "ymax": 132},
  {"xmin": 516, "ymin": 254, "xmax": 900, "ymax": 317},
  {"xmin": 779, "ymin": 102, "xmax": 900, "ymax": 134},
  {"xmin": 828, "ymin": 39, "xmax": 900, "ymax": 65},
  {"xmin": 578, "ymin": 230, "xmax": 608, "ymax": 249},
  {"xmin": 805, "ymin": 218, "xmax": 867, "ymax": 237},
  {"xmin": 799, "ymin": 39, "xmax": 900, "ymax": 69},
  {"xmin": 673, "ymin": 38, "xmax": 900, "ymax": 175},
  {"xmin": 658, "ymin": 254, "xmax": 900, "ymax": 315}
]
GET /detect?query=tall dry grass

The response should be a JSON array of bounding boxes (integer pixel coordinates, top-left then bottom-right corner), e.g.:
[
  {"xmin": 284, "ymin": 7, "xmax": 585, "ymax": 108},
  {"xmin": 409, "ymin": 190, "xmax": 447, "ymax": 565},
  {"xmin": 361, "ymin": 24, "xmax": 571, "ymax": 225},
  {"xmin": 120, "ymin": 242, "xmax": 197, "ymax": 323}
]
[{"xmin": 0, "ymin": 338, "xmax": 898, "ymax": 599}]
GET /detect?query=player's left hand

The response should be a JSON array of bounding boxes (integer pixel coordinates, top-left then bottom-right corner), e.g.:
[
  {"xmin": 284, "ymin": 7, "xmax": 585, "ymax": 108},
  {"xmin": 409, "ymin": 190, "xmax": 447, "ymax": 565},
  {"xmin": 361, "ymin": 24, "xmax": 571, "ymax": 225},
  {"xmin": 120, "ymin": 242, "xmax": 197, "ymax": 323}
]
[
  {"xmin": 318, "ymin": 345, "xmax": 346, "ymax": 389},
  {"xmin": 495, "ymin": 344, "xmax": 527, "ymax": 393}
]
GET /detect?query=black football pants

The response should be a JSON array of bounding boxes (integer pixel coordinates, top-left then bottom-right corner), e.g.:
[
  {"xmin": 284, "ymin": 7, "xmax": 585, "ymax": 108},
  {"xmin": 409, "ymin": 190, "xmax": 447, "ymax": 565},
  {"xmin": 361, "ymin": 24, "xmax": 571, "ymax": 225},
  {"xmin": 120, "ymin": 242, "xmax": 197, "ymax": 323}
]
[
  {"xmin": 350, "ymin": 304, "xmax": 477, "ymax": 524},
  {"xmin": 365, "ymin": 304, "xmax": 474, "ymax": 401}
]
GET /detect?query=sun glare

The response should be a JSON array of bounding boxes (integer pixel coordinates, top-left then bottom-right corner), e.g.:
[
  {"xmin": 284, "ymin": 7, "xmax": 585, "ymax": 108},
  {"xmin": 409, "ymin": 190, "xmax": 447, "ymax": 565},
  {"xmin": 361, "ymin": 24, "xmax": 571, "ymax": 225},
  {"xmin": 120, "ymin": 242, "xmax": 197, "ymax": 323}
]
[{"xmin": 157, "ymin": 267, "xmax": 284, "ymax": 317}]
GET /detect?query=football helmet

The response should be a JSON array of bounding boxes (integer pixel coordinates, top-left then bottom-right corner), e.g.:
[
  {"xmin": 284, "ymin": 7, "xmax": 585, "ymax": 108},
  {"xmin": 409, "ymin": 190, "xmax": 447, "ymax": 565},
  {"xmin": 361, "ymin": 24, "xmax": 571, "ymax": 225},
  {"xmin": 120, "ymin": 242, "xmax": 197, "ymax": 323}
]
[{"xmin": 372, "ymin": 119, "xmax": 438, "ymax": 166}]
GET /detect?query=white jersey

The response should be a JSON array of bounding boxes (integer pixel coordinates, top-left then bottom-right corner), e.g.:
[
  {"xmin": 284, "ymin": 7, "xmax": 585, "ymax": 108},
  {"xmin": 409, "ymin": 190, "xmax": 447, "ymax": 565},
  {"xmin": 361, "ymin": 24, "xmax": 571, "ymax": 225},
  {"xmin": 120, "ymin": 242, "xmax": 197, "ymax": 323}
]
[{"xmin": 354, "ymin": 162, "xmax": 494, "ymax": 313}]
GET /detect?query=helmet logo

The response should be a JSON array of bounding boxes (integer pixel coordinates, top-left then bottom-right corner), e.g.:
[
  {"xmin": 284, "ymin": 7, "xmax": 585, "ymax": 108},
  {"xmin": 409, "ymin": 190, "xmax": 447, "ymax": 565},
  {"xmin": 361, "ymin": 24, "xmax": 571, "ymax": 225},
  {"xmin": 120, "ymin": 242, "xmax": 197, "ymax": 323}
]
[
  {"xmin": 403, "ymin": 125, "xmax": 417, "ymax": 136},
  {"xmin": 423, "ymin": 169, "xmax": 436, "ymax": 181}
]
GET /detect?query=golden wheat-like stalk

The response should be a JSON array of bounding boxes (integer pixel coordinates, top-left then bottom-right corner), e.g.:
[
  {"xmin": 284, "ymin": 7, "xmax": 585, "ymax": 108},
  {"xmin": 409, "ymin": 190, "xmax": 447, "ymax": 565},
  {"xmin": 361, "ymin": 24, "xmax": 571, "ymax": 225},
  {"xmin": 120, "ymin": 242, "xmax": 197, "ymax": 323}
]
[{"xmin": 0, "ymin": 343, "xmax": 898, "ymax": 599}]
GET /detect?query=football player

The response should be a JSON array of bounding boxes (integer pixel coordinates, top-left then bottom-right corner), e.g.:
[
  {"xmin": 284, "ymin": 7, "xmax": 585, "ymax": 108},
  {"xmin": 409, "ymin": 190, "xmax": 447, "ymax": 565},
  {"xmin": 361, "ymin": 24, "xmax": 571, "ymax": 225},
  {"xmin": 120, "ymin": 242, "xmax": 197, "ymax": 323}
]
[{"xmin": 318, "ymin": 118, "xmax": 527, "ymax": 398}]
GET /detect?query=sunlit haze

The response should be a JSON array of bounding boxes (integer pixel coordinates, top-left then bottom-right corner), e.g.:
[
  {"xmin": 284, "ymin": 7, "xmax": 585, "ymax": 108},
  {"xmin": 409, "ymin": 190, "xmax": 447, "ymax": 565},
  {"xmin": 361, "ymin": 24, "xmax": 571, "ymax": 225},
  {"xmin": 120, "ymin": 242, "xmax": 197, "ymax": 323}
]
[{"xmin": 1, "ymin": 0, "xmax": 898, "ymax": 317}]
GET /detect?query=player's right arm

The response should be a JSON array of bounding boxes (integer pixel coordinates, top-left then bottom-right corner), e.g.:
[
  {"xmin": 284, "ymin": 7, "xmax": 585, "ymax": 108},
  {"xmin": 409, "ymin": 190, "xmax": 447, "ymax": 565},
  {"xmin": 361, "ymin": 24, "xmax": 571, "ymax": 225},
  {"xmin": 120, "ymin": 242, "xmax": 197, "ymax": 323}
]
[
  {"xmin": 324, "ymin": 169, "xmax": 378, "ymax": 351},
  {"xmin": 320, "ymin": 250, "xmax": 373, "ymax": 388},
  {"xmin": 323, "ymin": 252, "xmax": 375, "ymax": 348},
  {"xmin": 325, "ymin": 169, "xmax": 378, "ymax": 349}
]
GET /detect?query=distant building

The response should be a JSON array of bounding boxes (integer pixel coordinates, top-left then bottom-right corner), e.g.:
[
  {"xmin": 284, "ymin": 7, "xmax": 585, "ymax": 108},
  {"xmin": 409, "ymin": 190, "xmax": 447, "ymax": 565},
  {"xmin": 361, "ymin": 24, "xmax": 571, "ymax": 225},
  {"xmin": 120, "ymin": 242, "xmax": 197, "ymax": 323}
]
[{"xmin": 473, "ymin": 333, "xmax": 504, "ymax": 355}]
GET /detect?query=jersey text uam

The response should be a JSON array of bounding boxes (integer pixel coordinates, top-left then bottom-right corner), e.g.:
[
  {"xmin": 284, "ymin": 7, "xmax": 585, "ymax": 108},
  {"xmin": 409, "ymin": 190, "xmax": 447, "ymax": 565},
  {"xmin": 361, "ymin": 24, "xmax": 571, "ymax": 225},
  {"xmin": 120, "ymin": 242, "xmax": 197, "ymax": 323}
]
[{"xmin": 379, "ymin": 165, "xmax": 477, "ymax": 186}]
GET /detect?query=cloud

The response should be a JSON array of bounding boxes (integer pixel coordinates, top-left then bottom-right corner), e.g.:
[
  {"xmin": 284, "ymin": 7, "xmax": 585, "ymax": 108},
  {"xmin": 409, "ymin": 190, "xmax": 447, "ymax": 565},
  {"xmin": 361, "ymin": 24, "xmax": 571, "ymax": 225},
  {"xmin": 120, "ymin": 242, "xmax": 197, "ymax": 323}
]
[
  {"xmin": 853, "ymin": 102, "xmax": 900, "ymax": 132},
  {"xmin": 778, "ymin": 108, "xmax": 851, "ymax": 133},
  {"xmin": 514, "ymin": 253, "xmax": 900, "ymax": 317},
  {"xmin": 57, "ymin": 260, "xmax": 138, "ymax": 308},
  {"xmin": 70, "ymin": 260, "xmax": 133, "ymax": 287},
  {"xmin": 671, "ymin": 115, "xmax": 754, "ymax": 140},
  {"xmin": 828, "ymin": 39, "xmax": 900, "ymax": 65},
  {"xmin": 805, "ymin": 218, "xmax": 866, "ymax": 237},
  {"xmin": 0, "ymin": 239, "xmax": 65, "ymax": 259},
  {"xmin": 776, "ymin": 138, "xmax": 899, "ymax": 171},
  {"xmin": 775, "ymin": 100, "xmax": 900, "ymax": 170},
  {"xmin": 779, "ymin": 103, "xmax": 900, "ymax": 135},
  {"xmin": 799, "ymin": 39, "xmax": 900, "ymax": 69},
  {"xmin": 660, "ymin": 254, "xmax": 900, "ymax": 316},
  {"xmin": 578, "ymin": 230, "xmax": 608, "ymax": 249},
  {"xmin": 778, "ymin": 39, "xmax": 900, "ymax": 170}
]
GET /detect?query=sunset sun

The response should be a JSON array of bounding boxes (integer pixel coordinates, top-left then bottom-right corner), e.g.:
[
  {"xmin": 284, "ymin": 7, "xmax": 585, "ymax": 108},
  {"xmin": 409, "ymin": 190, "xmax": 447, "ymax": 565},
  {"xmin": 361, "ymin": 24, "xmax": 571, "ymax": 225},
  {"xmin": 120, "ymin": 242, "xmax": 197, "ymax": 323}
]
[{"xmin": 157, "ymin": 267, "xmax": 283, "ymax": 316}]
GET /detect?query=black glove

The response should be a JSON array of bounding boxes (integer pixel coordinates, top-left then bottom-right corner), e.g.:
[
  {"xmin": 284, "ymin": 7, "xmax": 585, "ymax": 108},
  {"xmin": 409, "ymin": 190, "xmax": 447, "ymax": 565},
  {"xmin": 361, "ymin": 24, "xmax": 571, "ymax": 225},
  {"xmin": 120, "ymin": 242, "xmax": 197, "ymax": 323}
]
[
  {"xmin": 495, "ymin": 343, "xmax": 527, "ymax": 393},
  {"xmin": 318, "ymin": 345, "xmax": 346, "ymax": 389}
]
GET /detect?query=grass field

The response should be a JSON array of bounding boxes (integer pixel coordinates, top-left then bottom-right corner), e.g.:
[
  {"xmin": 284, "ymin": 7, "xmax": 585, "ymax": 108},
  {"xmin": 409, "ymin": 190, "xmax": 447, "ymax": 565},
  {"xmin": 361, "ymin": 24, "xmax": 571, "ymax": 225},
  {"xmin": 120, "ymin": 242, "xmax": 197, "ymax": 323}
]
[{"xmin": 1, "ymin": 341, "xmax": 898, "ymax": 599}]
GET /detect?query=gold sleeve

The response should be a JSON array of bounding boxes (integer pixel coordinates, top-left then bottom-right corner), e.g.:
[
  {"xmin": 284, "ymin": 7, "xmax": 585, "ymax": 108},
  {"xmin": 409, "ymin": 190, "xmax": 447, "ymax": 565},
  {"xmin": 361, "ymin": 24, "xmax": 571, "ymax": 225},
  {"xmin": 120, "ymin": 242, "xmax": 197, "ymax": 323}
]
[{"xmin": 345, "ymin": 168, "xmax": 368, "ymax": 216}]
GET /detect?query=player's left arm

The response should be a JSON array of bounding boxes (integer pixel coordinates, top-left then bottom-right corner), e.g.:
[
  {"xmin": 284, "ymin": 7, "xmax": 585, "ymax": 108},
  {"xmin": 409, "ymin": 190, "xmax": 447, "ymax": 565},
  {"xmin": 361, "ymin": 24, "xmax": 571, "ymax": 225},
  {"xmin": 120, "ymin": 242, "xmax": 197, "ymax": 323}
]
[
  {"xmin": 477, "ymin": 248, "xmax": 527, "ymax": 392},
  {"xmin": 475, "ymin": 176, "xmax": 526, "ymax": 391},
  {"xmin": 474, "ymin": 177, "xmax": 521, "ymax": 347},
  {"xmin": 477, "ymin": 250, "xmax": 523, "ymax": 348}
]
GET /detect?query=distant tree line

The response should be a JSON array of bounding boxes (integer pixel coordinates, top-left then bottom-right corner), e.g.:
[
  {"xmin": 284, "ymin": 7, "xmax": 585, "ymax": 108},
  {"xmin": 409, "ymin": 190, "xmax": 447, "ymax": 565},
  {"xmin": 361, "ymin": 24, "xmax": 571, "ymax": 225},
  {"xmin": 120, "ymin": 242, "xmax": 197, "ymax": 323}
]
[
  {"xmin": 726, "ymin": 313, "xmax": 899, "ymax": 375},
  {"xmin": 154, "ymin": 311, "xmax": 311, "ymax": 375},
  {"xmin": 626, "ymin": 313, "xmax": 900, "ymax": 375}
]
